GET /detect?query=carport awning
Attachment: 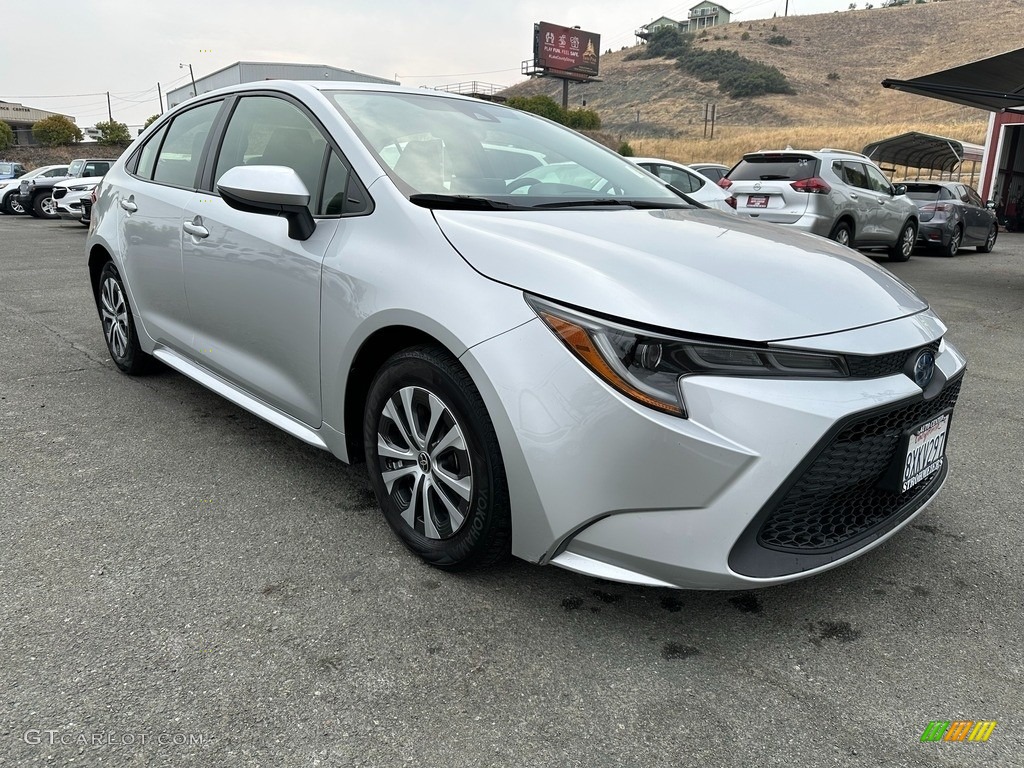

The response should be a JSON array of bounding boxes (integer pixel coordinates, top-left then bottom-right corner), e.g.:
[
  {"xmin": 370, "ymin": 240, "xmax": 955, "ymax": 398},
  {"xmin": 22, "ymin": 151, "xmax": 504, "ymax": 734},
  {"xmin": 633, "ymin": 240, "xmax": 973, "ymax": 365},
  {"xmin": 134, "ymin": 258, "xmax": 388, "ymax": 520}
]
[
  {"xmin": 861, "ymin": 132, "xmax": 984, "ymax": 173},
  {"xmin": 881, "ymin": 47, "xmax": 1024, "ymax": 113}
]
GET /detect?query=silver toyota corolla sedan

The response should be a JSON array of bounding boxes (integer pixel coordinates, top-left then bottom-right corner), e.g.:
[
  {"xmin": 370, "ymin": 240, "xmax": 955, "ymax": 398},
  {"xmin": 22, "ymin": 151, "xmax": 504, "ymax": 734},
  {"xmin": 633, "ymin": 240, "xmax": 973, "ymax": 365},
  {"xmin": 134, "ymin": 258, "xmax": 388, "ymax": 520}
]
[{"xmin": 86, "ymin": 81, "xmax": 966, "ymax": 589}]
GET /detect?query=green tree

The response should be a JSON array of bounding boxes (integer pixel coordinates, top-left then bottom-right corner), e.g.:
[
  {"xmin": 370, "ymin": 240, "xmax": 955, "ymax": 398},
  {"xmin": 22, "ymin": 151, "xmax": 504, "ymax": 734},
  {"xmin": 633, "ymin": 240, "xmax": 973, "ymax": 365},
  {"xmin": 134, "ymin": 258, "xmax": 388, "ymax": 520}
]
[
  {"xmin": 505, "ymin": 95, "xmax": 565, "ymax": 123},
  {"xmin": 565, "ymin": 108, "xmax": 601, "ymax": 130},
  {"xmin": 31, "ymin": 115, "xmax": 82, "ymax": 146},
  {"xmin": 617, "ymin": 141, "xmax": 635, "ymax": 157},
  {"xmin": 142, "ymin": 114, "xmax": 160, "ymax": 130},
  {"xmin": 0, "ymin": 121, "xmax": 14, "ymax": 151},
  {"xmin": 94, "ymin": 120, "xmax": 132, "ymax": 145}
]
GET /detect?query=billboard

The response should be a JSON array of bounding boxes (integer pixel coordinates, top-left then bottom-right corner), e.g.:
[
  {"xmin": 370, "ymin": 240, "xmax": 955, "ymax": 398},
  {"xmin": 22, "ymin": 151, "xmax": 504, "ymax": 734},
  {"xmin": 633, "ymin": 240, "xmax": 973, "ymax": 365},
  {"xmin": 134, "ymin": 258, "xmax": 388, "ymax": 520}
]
[{"xmin": 534, "ymin": 22, "xmax": 600, "ymax": 79}]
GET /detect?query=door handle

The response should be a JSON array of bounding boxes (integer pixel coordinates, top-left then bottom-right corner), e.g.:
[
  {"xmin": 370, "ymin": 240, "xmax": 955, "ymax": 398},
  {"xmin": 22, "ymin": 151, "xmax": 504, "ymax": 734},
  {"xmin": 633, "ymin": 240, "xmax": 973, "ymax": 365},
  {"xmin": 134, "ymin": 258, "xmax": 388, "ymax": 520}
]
[
  {"xmin": 849, "ymin": 193, "xmax": 858, "ymax": 199},
  {"xmin": 183, "ymin": 216, "xmax": 209, "ymax": 239},
  {"xmin": 120, "ymin": 198, "xmax": 137, "ymax": 213}
]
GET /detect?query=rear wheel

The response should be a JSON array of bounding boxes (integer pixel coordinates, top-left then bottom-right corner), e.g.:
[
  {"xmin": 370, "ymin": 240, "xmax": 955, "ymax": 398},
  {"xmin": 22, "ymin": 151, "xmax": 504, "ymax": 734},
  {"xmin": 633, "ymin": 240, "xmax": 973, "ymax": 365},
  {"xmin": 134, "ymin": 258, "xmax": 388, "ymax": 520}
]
[
  {"xmin": 363, "ymin": 346, "xmax": 511, "ymax": 571},
  {"xmin": 32, "ymin": 193, "xmax": 58, "ymax": 219},
  {"xmin": 941, "ymin": 225, "xmax": 962, "ymax": 258},
  {"xmin": 888, "ymin": 221, "xmax": 916, "ymax": 262},
  {"xmin": 829, "ymin": 221, "xmax": 852, "ymax": 248},
  {"xmin": 97, "ymin": 262, "xmax": 156, "ymax": 374},
  {"xmin": 6, "ymin": 194, "xmax": 26, "ymax": 215},
  {"xmin": 977, "ymin": 224, "xmax": 997, "ymax": 253}
]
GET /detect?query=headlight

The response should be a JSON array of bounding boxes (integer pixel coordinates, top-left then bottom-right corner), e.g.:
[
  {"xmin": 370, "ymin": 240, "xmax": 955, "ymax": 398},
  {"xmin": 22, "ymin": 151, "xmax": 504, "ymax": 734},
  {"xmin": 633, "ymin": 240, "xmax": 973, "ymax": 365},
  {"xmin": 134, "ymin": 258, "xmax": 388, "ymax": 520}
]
[
  {"xmin": 68, "ymin": 184, "xmax": 95, "ymax": 192},
  {"xmin": 527, "ymin": 296, "xmax": 848, "ymax": 418}
]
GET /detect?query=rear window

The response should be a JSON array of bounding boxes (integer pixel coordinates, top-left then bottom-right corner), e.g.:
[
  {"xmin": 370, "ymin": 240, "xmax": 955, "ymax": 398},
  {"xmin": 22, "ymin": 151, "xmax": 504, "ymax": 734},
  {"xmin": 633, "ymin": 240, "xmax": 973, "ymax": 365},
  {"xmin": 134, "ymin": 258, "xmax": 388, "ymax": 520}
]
[
  {"xmin": 730, "ymin": 155, "xmax": 818, "ymax": 181},
  {"xmin": 905, "ymin": 185, "xmax": 952, "ymax": 202},
  {"xmin": 0, "ymin": 163, "xmax": 13, "ymax": 174}
]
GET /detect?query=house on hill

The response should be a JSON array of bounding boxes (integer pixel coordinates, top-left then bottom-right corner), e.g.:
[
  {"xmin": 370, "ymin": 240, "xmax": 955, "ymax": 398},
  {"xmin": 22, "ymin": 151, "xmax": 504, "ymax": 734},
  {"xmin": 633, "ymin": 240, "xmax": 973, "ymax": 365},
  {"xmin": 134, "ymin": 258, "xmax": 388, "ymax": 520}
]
[{"xmin": 635, "ymin": 3, "xmax": 732, "ymax": 40}]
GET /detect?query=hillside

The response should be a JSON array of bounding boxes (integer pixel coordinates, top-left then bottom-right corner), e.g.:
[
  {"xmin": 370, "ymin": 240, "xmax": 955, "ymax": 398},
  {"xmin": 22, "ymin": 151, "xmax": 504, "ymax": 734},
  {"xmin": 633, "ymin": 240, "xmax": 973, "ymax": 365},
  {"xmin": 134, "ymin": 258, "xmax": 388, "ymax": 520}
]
[{"xmin": 502, "ymin": 0, "xmax": 1023, "ymax": 158}]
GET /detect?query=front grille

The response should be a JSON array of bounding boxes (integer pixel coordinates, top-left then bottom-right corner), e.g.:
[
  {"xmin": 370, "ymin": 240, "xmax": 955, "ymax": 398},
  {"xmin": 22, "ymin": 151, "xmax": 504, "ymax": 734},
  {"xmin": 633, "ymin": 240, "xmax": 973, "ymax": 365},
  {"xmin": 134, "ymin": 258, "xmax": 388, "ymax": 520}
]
[
  {"xmin": 756, "ymin": 375, "xmax": 962, "ymax": 553},
  {"xmin": 845, "ymin": 341, "xmax": 939, "ymax": 378}
]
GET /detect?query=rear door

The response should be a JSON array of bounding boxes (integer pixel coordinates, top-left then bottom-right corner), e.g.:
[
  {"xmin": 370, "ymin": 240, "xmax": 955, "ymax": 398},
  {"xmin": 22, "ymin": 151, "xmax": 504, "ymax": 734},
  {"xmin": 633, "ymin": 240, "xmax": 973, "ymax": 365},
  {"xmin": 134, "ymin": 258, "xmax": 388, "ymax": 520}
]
[
  {"xmin": 958, "ymin": 184, "xmax": 985, "ymax": 242},
  {"xmin": 728, "ymin": 154, "xmax": 816, "ymax": 223},
  {"xmin": 864, "ymin": 163, "xmax": 902, "ymax": 242}
]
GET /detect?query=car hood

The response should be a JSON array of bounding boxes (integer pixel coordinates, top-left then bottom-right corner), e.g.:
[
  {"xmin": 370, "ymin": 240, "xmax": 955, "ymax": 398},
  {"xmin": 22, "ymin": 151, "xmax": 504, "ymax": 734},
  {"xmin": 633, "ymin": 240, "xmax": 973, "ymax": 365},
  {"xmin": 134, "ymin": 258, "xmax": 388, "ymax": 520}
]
[{"xmin": 433, "ymin": 208, "xmax": 928, "ymax": 342}]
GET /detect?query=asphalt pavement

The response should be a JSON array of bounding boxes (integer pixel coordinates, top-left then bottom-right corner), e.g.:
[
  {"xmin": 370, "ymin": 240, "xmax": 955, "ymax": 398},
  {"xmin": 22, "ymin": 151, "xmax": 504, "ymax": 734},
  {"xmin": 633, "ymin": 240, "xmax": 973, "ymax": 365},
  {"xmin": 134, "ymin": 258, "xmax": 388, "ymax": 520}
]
[{"xmin": 1, "ymin": 214, "xmax": 1022, "ymax": 767}]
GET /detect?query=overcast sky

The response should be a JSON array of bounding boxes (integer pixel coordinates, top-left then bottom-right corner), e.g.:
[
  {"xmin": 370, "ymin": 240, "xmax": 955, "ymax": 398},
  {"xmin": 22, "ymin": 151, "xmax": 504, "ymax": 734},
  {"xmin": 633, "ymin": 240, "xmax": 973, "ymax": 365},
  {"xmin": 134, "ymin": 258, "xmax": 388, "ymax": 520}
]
[{"xmin": 3, "ymin": 0, "xmax": 861, "ymax": 128}]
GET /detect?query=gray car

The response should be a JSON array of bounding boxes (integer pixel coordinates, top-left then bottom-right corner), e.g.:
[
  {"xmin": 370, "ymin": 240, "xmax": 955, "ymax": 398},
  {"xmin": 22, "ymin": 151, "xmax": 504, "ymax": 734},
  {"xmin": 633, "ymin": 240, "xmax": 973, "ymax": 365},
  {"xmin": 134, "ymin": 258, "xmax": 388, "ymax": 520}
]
[
  {"xmin": 86, "ymin": 82, "xmax": 966, "ymax": 589},
  {"xmin": 724, "ymin": 149, "xmax": 920, "ymax": 261},
  {"xmin": 902, "ymin": 181, "xmax": 998, "ymax": 257}
]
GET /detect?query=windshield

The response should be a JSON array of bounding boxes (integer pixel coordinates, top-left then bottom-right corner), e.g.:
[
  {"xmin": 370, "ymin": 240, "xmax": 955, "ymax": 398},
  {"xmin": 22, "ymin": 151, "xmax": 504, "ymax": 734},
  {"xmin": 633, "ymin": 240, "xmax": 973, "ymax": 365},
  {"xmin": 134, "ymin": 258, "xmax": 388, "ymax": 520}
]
[
  {"xmin": 68, "ymin": 160, "xmax": 85, "ymax": 177},
  {"xmin": 326, "ymin": 90, "xmax": 685, "ymax": 208}
]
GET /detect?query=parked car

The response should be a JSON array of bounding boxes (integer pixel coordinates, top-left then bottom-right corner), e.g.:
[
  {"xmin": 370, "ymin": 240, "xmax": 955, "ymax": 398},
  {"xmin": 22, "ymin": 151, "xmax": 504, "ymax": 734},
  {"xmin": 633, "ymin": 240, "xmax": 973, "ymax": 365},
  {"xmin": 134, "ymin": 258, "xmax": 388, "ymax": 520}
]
[
  {"xmin": 631, "ymin": 157, "xmax": 736, "ymax": 213},
  {"xmin": 0, "ymin": 165, "xmax": 69, "ymax": 214},
  {"xmin": 722, "ymin": 149, "xmax": 919, "ymax": 261},
  {"xmin": 87, "ymin": 81, "xmax": 966, "ymax": 590},
  {"xmin": 16, "ymin": 157, "xmax": 113, "ymax": 219},
  {"xmin": 689, "ymin": 162, "xmax": 730, "ymax": 183},
  {"xmin": 901, "ymin": 181, "xmax": 998, "ymax": 256},
  {"xmin": 52, "ymin": 176, "xmax": 101, "ymax": 226},
  {"xmin": 0, "ymin": 161, "xmax": 27, "ymax": 180}
]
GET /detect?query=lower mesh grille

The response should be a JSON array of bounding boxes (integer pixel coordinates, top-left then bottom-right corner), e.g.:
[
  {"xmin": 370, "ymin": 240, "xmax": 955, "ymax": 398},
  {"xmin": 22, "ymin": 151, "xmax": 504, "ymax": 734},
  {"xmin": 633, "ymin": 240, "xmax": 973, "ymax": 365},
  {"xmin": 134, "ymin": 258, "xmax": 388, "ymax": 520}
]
[{"xmin": 756, "ymin": 376, "xmax": 962, "ymax": 552}]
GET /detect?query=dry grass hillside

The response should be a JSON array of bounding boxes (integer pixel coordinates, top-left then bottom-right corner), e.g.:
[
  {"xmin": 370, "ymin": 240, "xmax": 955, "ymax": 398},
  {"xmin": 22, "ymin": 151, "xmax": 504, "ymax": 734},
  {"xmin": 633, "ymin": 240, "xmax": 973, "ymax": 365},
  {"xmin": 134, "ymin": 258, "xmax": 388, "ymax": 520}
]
[{"xmin": 503, "ymin": 0, "xmax": 1024, "ymax": 165}]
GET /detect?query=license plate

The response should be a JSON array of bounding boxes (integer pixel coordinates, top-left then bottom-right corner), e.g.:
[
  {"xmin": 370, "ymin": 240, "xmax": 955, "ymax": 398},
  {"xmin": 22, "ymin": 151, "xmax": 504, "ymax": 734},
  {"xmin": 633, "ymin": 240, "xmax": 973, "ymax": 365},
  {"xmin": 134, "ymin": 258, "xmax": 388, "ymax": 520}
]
[
  {"xmin": 746, "ymin": 194, "xmax": 769, "ymax": 208},
  {"xmin": 900, "ymin": 412, "xmax": 949, "ymax": 492}
]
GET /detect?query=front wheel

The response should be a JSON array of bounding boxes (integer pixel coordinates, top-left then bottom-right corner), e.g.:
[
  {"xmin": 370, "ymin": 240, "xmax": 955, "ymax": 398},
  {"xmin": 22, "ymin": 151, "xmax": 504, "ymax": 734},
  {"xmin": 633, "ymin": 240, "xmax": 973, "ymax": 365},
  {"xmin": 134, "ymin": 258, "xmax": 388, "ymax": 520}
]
[
  {"xmin": 977, "ymin": 224, "xmax": 997, "ymax": 253},
  {"xmin": 32, "ymin": 193, "xmax": 58, "ymax": 219},
  {"xmin": 363, "ymin": 346, "xmax": 511, "ymax": 570},
  {"xmin": 888, "ymin": 221, "xmax": 916, "ymax": 262},
  {"xmin": 97, "ymin": 262, "xmax": 156, "ymax": 374}
]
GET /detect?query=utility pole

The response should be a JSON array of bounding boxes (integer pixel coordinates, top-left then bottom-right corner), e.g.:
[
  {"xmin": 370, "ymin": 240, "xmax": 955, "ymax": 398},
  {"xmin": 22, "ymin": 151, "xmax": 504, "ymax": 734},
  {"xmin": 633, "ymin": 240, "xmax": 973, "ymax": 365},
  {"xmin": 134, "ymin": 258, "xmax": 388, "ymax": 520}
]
[
  {"xmin": 157, "ymin": 82, "xmax": 164, "ymax": 114},
  {"xmin": 785, "ymin": 0, "xmax": 789, "ymax": 16},
  {"xmin": 106, "ymin": 91, "xmax": 112, "ymax": 121},
  {"xmin": 180, "ymin": 63, "xmax": 196, "ymax": 96}
]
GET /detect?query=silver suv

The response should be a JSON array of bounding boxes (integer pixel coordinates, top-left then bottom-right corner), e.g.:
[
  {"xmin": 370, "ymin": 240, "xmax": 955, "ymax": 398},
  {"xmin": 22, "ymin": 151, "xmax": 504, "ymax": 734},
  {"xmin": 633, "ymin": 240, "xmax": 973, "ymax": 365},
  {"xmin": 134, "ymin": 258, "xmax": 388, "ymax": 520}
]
[{"xmin": 723, "ymin": 149, "xmax": 919, "ymax": 261}]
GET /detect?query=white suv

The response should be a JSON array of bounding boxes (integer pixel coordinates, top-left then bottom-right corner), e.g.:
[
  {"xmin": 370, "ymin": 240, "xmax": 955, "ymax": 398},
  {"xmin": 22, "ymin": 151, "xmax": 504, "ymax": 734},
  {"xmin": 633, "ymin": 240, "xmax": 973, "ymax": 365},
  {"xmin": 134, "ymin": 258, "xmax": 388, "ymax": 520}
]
[{"xmin": 722, "ymin": 149, "xmax": 919, "ymax": 261}]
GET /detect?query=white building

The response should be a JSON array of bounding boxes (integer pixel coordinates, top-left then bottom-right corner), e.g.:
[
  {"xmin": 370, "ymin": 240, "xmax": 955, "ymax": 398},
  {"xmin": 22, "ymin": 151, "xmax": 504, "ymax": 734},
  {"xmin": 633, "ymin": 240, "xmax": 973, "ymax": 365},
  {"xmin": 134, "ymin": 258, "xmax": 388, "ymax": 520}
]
[{"xmin": 166, "ymin": 61, "xmax": 397, "ymax": 109}]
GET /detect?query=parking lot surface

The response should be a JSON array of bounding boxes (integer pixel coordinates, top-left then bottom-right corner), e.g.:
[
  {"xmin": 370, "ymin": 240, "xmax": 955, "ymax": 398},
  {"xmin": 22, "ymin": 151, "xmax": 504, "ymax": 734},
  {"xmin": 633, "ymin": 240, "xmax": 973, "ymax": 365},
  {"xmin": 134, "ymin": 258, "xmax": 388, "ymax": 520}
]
[{"xmin": 1, "ymin": 215, "xmax": 1022, "ymax": 767}]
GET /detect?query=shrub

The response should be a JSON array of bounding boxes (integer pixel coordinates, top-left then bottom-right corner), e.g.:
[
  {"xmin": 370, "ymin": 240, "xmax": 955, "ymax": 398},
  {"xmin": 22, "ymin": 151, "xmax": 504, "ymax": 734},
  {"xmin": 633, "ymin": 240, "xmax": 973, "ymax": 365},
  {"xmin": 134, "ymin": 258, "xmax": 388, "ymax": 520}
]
[
  {"xmin": 142, "ymin": 114, "xmax": 160, "ymax": 130},
  {"xmin": 0, "ymin": 121, "xmax": 14, "ymax": 151},
  {"xmin": 741, "ymin": 31, "xmax": 750, "ymax": 40},
  {"xmin": 767, "ymin": 35, "xmax": 792, "ymax": 46},
  {"xmin": 505, "ymin": 96, "xmax": 601, "ymax": 131},
  {"xmin": 31, "ymin": 115, "xmax": 82, "ymax": 146},
  {"xmin": 94, "ymin": 120, "xmax": 132, "ymax": 146},
  {"xmin": 618, "ymin": 141, "xmax": 635, "ymax": 157},
  {"xmin": 827, "ymin": 72, "xmax": 841, "ymax": 81}
]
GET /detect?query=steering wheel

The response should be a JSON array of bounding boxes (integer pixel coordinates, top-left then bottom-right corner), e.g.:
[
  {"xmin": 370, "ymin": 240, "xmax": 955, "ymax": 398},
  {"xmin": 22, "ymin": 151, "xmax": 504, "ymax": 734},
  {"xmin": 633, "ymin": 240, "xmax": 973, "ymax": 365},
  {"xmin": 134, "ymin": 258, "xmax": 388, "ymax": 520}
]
[{"xmin": 505, "ymin": 177, "xmax": 542, "ymax": 193}]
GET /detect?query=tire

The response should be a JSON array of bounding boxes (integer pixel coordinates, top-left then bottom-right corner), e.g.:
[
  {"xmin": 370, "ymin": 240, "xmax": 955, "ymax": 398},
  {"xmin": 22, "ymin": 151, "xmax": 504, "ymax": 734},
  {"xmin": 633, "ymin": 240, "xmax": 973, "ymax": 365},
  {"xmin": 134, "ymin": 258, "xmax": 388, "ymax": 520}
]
[
  {"xmin": 32, "ymin": 192, "xmax": 58, "ymax": 219},
  {"xmin": 7, "ymin": 194, "xmax": 26, "ymax": 215},
  {"xmin": 940, "ymin": 225, "xmax": 962, "ymax": 258},
  {"xmin": 888, "ymin": 221, "xmax": 916, "ymax": 262},
  {"xmin": 977, "ymin": 224, "xmax": 997, "ymax": 253},
  {"xmin": 97, "ymin": 262, "xmax": 156, "ymax": 374},
  {"xmin": 829, "ymin": 221, "xmax": 852, "ymax": 248},
  {"xmin": 363, "ymin": 345, "xmax": 511, "ymax": 571}
]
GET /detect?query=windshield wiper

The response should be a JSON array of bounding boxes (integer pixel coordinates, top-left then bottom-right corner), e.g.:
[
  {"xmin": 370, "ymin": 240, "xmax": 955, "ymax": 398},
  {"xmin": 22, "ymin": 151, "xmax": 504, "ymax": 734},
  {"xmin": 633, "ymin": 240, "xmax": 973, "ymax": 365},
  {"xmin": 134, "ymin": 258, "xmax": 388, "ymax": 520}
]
[
  {"xmin": 530, "ymin": 198, "xmax": 692, "ymax": 210},
  {"xmin": 409, "ymin": 194, "xmax": 526, "ymax": 211}
]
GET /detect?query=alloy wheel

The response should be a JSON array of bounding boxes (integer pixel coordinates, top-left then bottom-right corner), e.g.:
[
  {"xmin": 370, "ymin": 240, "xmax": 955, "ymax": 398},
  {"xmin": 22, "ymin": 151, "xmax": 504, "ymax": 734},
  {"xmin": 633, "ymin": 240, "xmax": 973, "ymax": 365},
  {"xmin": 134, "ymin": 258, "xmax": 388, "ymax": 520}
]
[
  {"xmin": 100, "ymin": 276, "xmax": 130, "ymax": 359},
  {"xmin": 376, "ymin": 386, "xmax": 473, "ymax": 540},
  {"xmin": 899, "ymin": 225, "xmax": 914, "ymax": 258}
]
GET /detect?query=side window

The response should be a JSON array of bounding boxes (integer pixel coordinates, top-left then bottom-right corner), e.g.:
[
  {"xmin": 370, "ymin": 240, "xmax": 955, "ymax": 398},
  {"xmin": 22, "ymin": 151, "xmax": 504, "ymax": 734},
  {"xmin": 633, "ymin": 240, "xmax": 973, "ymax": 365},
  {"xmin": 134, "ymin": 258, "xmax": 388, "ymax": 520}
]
[
  {"xmin": 955, "ymin": 185, "xmax": 971, "ymax": 204},
  {"xmin": 938, "ymin": 187, "xmax": 955, "ymax": 201},
  {"xmin": 153, "ymin": 100, "xmax": 222, "ymax": 189},
  {"xmin": 134, "ymin": 124, "xmax": 169, "ymax": 180},
  {"xmin": 318, "ymin": 151, "xmax": 371, "ymax": 217},
  {"xmin": 213, "ymin": 96, "xmax": 328, "ymax": 212},
  {"xmin": 44, "ymin": 168, "xmax": 66, "ymax": 178},
  {"xmin": 966, "ymin": 187, "xmax": 983, "ymax": 207},
  {"xmin": 864, "ymin": 164, "xmax": 892, "ymax": 194},
  {"xmin": 658, "ymin": 165, "xmax": 702, "ymax": 193},
  {"xmin": 841, "ymin": 162, "xmax": 869, "ymax": 190}
]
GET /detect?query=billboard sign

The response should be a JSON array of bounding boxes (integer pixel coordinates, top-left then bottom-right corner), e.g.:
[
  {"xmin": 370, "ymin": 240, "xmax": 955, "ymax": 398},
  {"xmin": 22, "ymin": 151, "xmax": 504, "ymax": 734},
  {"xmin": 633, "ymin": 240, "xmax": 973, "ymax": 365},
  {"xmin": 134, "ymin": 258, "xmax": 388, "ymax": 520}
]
[{"xmin": 534, "ymin": 22, "xmax": 600, "ymax": 78}]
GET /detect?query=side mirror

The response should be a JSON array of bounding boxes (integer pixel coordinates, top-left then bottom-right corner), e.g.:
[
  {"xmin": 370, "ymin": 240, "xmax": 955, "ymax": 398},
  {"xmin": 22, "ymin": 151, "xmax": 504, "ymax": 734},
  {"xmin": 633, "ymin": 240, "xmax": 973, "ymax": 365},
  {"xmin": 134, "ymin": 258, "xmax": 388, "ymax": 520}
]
[
  {"xmin": 986, "ymin": 200, "xmax": 996, "ymax": 209},
  {"xmin": 892, "ymin": 184, "xmax": 907, "ymax": 197},
  {"xmin": 217, "ymin": 165, "xmax": 316, "ymax": 241}
]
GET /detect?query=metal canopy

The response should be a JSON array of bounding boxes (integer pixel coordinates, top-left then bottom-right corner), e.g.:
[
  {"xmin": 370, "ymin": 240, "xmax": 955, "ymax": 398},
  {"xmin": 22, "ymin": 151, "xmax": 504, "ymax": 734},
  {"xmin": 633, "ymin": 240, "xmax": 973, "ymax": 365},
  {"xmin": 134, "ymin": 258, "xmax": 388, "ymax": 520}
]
[
  {"xmin": 881, "ymin": 47, "xmax": 1024, "ymax": 113},
  {"xmin": 861, "ymin": 132, "xmax": 984, "ymax": 174}
]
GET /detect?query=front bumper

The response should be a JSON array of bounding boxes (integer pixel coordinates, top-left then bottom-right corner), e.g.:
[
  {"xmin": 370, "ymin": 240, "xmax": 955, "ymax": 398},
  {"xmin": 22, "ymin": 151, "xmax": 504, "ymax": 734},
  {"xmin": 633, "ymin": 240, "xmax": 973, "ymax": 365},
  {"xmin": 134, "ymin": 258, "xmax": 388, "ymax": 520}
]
[{"xmin": 463, "ymin": 311, "xmax": 967, "ymax": 589}]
